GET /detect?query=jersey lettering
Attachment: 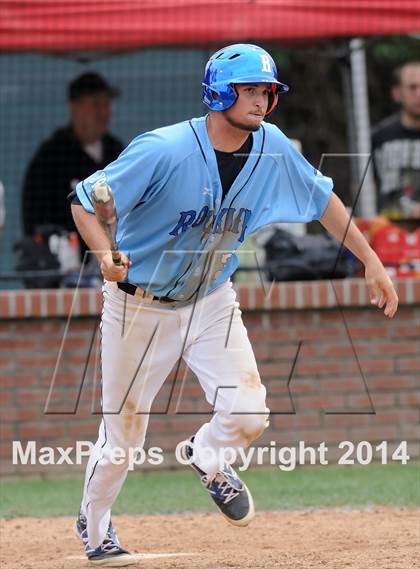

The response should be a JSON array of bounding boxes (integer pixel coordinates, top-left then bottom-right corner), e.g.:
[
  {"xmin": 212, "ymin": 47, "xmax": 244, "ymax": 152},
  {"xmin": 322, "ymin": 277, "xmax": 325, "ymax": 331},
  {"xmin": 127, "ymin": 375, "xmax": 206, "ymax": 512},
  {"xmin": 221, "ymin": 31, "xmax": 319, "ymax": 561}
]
[
  {"xmin": 260, "ymin": 55, "xmax": 272, "ymax": 73},
  {"xmin": 168, "ymin": 210, "xmax": 196, "ymax": 235},
  {"xmin": 169, "ymin": 206, "xmax": 252, "ymax": 242}
]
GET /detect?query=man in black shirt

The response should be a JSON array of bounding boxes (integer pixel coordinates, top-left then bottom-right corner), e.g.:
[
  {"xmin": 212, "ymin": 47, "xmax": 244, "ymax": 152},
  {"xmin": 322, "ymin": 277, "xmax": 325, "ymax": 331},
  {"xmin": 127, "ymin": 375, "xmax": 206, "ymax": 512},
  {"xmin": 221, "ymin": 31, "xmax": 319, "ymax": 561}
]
[
  {"xmin": 371, "ymin": 61, "xmax": 420, "ymax": 218},
  {"xmin": 22, "ymin": 73, "xmax": 124, "ymax": 238}
]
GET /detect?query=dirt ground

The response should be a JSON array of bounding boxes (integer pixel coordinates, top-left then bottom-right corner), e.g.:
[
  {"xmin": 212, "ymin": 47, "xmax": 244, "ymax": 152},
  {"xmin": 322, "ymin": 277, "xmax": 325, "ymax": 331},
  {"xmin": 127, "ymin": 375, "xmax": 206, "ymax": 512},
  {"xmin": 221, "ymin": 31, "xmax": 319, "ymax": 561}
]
[{"xmin": 1, "ymin": 509, "xmax": 419, "ymax": 569}]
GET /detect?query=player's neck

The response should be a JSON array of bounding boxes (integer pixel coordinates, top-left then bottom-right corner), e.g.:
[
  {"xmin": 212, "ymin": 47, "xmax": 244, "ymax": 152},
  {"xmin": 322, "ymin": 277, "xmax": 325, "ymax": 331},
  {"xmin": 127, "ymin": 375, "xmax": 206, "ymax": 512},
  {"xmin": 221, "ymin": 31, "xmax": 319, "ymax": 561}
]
[
  {"xmin": 206, "ymin": 113, "xmax": 251, "ymax": 152},
  {"xmin": 400, "ymin": 110, "xmax": 420, "ymax": 130}
]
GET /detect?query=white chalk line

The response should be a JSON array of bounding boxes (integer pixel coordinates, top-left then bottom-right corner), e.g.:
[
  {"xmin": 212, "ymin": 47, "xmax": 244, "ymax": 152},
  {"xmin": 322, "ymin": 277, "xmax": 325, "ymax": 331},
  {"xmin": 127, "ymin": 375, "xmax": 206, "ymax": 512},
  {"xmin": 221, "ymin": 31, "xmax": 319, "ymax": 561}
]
[{"xmin": 67, "ymin": 552, "xmax": 198, "ymax": 560}]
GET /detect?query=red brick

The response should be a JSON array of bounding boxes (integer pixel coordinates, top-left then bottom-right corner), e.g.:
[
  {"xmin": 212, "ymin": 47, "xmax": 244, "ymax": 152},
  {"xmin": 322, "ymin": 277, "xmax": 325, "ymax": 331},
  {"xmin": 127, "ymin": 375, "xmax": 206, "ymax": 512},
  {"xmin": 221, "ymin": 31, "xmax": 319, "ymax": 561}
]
[
  {"xmin": 319, "ymin": 311, "xmax": 350, "ymax": 323},
  {"xmin": 274, "ymin": 344, "xmax": 303, "ymax": 359},
  {"xmin": 2, "ymin": 408, "xmax": 40, "ymax": 421},
  {"xmin": 148, "ymin": 420, "xmax": 177, "ymax": 434},
  {"xmin": 249, "ymin": 330, "xmax": 291, "ymax": 342},
  {"xmin": 396, "ymin": 357, "xmax": 420, "ymax": 372},
  {"xmin": 324, "ymin": 344, "xmax": 369, "ymax": 357},
  {"xmin": 302, "ymin": 429, "xmax": 347, "ymax": 444},
  {"xmin": 0, "ymin": 295, "xmax": 9, "ymax": 318},
  {"xmin": 254, "ymin": 288, "xmax": 265, "ymax": 309},
  {"xmin": 296, "ymin": 361, "xmax": 343, "ymax": 375},
  {"xmin": 398, "ymin": 392, "xmax": 420, "ymax": 406},
  {"xmin": 274, "ymin": 413, "xmax": 321, "ymax": 429},
  {"xmin": 296, "ymin": 345, "xmax": 320, "ymax": 358},
  {"xmin": 373, "ymin": 342, "xmax": 419, "ymax": 356},
  {"xmin": 15, "ymin": 292, "xmax": 26, "ymax": 318},
  {"xmin": 318, "ymin": 283, "xmax": 328, "ymax": 307},
  {"xmin": 324, "ymin": 414, "xmax": 371, "ymax": 427},
  {"xmin": 393, "ymin": 325, "xmax": 420, "ymax": 338},
  {"xmin": 17, "ymin": 390, "xmax": 48, "ymax": 404},
  {"xmin": 349, "ymin": 425, "xmax": 399, "ymax": 440},
  {"xmin": 19, "ymin": 424, "xmax": 67, "ymax": 438},
  {"xmin": 348, "ymin": 326, "xmax": 388, "ymax": 338},
  {"xmin": 302, "ymin": 285, "xmax": 313, "ymax": 308},
  {"xmin": 368, "ymin": 376, "xmax": 418, "ymax": 390},
  {"xmin": 0, "ymin": 391, "xmax": 13, "ymax": 405},
  {"xmin": 238, "ymin": 287, "xmax": 249, "ymax": 307},
  {"xmin": 63, "ymin": 292, "xmax": 74, "ymax": 314},
  {"xmin": 243, "ymin": 313, "xmax": 262, "ymax": 326},
  {"xmin": 268, "ymin": 286, "xmax": 280, "ymax": 308},
  {"xmin": 360, "ymin": 359, "xmax": 394, "ymax": 373},
  {"xmin": 374, "ymin": 409, "xmax": 420, "ymax": 425},
  {"xmin": 95, "ymin": 293, "xmax": 103, "ymax": 313},
  {"xmin": 267, "ymin": 396, "xmax": 295, "ymax": 414},
  {"xmin": 66, "ymin": 423, "xmax": 100, "ymax": 437},
  {"xmin": 269, "ymin": 312, "xmax": 315, "ymax": 326},
  {"xmin": 43, "ymin": 371, "xmax": 84, "ymax": 387},
  {"xmin": 259, "ymin": 362, "xmax": 295, "ymax": 378},
  {"xmin": 289, "ymin": 378, "xmax": 317, "ymax": 394},
  {"xmin": 31, "ymin": 292, "xmax": 42, "ymax": 317},
  {"xmin": 0, "ymin": 357, "xmax": 13, "ymax": 371},
  {"xmin": 46, "ymin": 291, "xmax": 57, "ymax": 315},
  {"xmin": 285, "ymin": 284, "xmax": 296, "ymax": 309},
  {"xmin": 253, "ymin": 346, "xmax": 270, "ymax": 360},
  {"xmin": 169, "ymin": 416, "xmax": 204, "ymax": 432},
  {"xmin": 295, "ymin": 394, "xmax": 346, "ymax": 411},
  {"xmin": 320, "ymin": 377, "xmax": 366, "ymax": 392},
  {"xmin": 368, "ymin": 393, "xmax": 396, "ymax": 408},
  {"xmin": 0, "ymin": 339, "xmax": 37, "ymax": 351},
  {"xmin": 0, "ymin": 374, "xmax": 37, "ymax": 387},
  {"xmin": 295, "ymin": 328, "xmax": 341, "ymax": 341},
  {"xmin": 79, "ymin": 292, "xmax": 90, "ymax": 315},
  {"xmin": 0, "ymin": 443, "xmax": 13, "ymax": 459},
  {"xmin": 346, "ymin": 394, "xmax": 375, "ymax": 409}
]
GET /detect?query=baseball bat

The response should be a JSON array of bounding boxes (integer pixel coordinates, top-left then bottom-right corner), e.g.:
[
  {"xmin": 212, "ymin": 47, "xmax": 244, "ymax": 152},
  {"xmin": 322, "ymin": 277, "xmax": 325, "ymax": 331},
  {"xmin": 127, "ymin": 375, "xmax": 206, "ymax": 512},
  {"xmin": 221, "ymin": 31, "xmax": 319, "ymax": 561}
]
[{"xmin": 90, "ymin": 181, "xmax": 122, "ymax": 266}]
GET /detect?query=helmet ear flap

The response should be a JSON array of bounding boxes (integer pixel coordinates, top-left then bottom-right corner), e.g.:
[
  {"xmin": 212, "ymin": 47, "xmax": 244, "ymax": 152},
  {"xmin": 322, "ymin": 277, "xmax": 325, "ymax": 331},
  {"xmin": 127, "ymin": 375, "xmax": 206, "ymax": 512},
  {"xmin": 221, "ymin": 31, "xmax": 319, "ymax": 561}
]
[{"xmin": 265, "ymin": 84, "xmax": 278, "ymax": 116}]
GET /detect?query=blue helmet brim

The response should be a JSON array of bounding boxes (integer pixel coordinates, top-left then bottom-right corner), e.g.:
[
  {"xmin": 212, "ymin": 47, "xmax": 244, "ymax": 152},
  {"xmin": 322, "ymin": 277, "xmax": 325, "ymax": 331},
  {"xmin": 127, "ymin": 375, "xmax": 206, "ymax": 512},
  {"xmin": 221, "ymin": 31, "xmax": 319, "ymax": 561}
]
[{"xmin": 203, "ymin": 77, "xmax": 289, "ymax": 93}]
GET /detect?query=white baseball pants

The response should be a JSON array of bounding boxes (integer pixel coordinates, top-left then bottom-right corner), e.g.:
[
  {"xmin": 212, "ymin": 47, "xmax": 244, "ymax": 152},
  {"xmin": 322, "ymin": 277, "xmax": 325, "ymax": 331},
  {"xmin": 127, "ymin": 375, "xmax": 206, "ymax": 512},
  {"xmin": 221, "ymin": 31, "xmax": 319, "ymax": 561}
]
[{"xmin": 81, "ymin": 280, "xmax": 269, "ymax": 547}]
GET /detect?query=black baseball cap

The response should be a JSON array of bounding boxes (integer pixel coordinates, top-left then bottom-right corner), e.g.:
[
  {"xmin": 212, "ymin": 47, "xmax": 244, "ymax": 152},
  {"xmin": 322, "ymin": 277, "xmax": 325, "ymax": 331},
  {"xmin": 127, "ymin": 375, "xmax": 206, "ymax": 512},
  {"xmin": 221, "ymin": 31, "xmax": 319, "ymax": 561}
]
[{"xmin": 68, "ymin": 72, "xmax": 120, "ymax": 101}]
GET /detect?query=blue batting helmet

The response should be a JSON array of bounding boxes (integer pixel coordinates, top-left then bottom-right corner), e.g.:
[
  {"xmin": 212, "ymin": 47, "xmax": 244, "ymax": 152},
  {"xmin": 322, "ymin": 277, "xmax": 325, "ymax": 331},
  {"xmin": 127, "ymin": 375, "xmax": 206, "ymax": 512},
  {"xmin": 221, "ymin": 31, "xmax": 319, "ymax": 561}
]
[{"xmin": 202, "ymin": 44, "xmax": 289, "ymax": 115}]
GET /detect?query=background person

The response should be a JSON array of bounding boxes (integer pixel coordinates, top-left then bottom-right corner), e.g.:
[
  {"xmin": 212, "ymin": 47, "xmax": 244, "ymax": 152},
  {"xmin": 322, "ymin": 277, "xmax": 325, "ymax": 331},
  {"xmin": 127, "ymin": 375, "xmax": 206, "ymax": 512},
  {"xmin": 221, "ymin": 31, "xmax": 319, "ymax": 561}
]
[
  {"xmin": 21, "ymin": 72, "xmax": 124, "ymax": 243},
  {"xmin": 371, "ymin": 61, "xmax": 420, "ymax": 218}
]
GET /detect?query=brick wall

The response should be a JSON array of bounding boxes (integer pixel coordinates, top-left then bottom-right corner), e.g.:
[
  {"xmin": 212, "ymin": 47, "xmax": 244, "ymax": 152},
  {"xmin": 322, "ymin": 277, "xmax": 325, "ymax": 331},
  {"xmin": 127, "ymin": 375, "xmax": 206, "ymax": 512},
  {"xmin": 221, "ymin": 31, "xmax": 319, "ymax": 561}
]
[{"xmin": 1, "ymin": 278, "xmax": 419, "ymax": 476}]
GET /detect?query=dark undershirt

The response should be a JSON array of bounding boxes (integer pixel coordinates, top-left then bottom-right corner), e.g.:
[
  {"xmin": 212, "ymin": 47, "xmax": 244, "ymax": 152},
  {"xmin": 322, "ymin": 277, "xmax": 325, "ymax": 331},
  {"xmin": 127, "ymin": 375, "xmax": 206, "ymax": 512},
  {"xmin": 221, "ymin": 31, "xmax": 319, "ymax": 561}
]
[
  {"xmin": 70, "ymin": 134, "xmax": 253, "ymax": 206},
  {"xmin": 214, "ymin": 134, "xmax": 253, "ymax": 199}
]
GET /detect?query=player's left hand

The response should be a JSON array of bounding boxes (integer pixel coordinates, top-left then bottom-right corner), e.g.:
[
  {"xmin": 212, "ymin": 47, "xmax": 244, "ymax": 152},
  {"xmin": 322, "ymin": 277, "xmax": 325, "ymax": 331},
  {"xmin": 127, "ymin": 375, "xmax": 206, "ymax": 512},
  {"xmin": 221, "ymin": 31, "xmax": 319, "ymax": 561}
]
[{"xmin": 364, "ymin": 255, "xmax": 399, "ymax": 318}]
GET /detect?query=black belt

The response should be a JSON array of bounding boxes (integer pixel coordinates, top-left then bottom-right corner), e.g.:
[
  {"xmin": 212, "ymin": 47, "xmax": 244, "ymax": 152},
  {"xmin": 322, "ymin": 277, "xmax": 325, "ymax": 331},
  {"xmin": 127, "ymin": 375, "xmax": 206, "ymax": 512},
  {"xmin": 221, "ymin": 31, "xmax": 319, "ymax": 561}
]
[{"xmin": 117, "ymin": 282, "xmax": 176, "ymax": 303}]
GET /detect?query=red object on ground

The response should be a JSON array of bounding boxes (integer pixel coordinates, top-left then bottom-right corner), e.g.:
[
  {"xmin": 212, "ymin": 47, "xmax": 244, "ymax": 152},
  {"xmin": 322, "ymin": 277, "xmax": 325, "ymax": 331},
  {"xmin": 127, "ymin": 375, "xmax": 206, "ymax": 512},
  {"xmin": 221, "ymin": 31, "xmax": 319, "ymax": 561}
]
[{"xmin": 0, "ymin": 0, "xmax": 419, "ymax": 53}]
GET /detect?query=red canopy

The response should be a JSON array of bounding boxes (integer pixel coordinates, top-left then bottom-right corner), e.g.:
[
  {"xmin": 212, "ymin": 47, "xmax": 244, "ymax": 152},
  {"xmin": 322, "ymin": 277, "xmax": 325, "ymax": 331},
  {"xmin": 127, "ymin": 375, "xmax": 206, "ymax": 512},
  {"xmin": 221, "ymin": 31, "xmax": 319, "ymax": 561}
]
[{"xmin": 1, "ymin": 0, "xmax": 419, "ymax": 52}]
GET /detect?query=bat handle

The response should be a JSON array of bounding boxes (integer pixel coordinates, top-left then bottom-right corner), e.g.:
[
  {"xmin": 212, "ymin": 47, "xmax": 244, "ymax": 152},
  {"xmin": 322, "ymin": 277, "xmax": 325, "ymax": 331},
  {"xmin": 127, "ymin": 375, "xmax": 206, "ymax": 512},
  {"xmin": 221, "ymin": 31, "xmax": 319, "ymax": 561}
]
[{"xmin": 111, "ymin": 247, "xmax": 122, "ymax": 266}]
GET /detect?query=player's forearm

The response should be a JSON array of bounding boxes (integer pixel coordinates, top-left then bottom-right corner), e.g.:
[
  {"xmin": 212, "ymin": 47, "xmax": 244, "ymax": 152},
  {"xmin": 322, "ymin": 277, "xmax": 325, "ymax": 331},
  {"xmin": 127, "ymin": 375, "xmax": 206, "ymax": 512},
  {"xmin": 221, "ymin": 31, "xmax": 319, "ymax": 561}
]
[
  {"xmin": 319, "ymin": 192, "xmax": 378, "ymax": 266},
  {"xmin": 71, "ymin": 203, "xmax": 112, "ymax": 263}
]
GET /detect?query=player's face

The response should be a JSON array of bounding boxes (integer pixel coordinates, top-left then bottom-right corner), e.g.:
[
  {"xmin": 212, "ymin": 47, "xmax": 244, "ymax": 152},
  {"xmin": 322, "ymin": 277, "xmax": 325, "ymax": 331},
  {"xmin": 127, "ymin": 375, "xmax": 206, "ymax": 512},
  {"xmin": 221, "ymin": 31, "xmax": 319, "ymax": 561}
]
[
  {"xmin": 223, "ymin": 83, "xmax": 272, "ymax": 132},
  {"xmin": 70, "ymin": 92, "xmax": 113, "ymax": 143},
  {"xmin": 392, "ymin": 64, "xmax": 420, "ymax": 120}
]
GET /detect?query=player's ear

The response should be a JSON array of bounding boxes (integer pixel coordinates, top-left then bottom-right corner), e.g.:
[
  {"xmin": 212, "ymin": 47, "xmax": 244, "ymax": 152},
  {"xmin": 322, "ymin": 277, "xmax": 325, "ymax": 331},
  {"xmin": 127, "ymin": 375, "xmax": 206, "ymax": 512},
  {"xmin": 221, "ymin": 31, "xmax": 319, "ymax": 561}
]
[{"xmin": 391, "ymin": 84, "xmax": 401, "ymax": 104}]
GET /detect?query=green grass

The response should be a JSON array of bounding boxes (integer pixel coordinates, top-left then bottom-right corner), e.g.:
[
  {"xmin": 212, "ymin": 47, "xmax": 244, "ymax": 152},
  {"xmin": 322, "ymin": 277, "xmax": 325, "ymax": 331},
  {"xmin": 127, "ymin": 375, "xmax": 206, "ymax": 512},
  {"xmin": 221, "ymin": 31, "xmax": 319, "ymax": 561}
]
[{"xmin": 0, "ymin": 464, "xmax": 418, "ymax": 518}]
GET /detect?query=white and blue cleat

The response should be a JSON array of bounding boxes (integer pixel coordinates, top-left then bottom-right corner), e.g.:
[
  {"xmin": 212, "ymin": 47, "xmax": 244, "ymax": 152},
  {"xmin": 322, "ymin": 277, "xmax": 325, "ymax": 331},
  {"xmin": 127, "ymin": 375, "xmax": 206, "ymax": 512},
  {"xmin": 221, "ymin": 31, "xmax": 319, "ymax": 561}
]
[
  {"xmin": 75, "ymin": 512, "xmax": 134, "ymax": 567},
  {"xmin": 181, "ymin": 437, "xmax": 255, "ymax": 527}
]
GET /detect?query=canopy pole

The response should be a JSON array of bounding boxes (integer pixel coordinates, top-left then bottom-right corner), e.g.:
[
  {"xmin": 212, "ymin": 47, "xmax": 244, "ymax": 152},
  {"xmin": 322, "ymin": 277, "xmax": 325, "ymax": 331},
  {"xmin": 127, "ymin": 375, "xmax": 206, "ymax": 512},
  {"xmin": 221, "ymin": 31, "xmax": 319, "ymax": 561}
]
[
  {"xmin": 349, "ymin": 38, "xmax": 376, "ymax": 217},
  {"xmin": 339, "ymin": 52, "xmax": 359, "ymax": 206}
]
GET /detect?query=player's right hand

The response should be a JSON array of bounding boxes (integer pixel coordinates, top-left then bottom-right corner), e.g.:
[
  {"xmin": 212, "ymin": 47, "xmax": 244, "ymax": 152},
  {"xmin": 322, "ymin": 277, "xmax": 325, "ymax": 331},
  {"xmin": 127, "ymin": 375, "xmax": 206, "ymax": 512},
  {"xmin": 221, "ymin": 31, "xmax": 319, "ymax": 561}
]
[{"xmin": 100, "ymin": 251, "xmax": 132, "ymax": 281}]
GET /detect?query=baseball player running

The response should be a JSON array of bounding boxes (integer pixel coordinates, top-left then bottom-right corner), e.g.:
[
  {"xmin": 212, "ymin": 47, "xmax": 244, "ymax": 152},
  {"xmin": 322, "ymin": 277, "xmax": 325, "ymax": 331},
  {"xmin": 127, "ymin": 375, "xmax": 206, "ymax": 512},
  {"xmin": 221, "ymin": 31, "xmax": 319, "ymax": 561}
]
[{"xmin": 71, "ymin": 44, "xmax": 398, "ymax": 566}]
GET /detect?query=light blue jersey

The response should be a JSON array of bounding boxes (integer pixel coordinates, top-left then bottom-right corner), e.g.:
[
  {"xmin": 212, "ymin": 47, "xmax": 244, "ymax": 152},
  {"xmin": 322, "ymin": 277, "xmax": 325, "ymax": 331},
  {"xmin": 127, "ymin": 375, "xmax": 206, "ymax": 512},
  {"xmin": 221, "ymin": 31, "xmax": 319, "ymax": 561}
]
[{"xmin": 76, "ymin": 116, "xmax": 333, "ymax": 301}]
